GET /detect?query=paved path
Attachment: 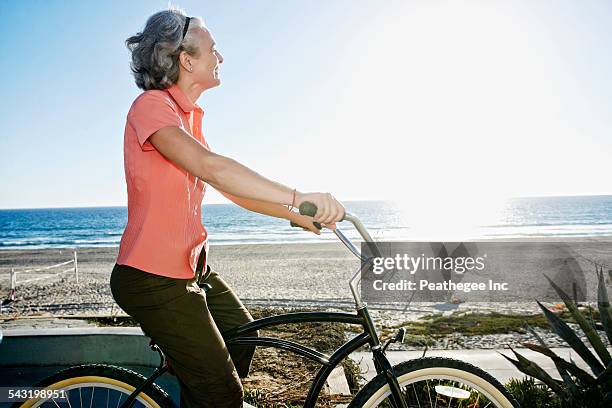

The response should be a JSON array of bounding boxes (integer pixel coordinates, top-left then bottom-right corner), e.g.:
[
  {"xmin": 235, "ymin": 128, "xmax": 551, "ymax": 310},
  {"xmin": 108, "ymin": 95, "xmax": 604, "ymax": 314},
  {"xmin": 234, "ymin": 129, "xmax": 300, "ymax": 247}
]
[{"xmin": 351, "ymin": 348, "xmax": 590, "ymax": 385}]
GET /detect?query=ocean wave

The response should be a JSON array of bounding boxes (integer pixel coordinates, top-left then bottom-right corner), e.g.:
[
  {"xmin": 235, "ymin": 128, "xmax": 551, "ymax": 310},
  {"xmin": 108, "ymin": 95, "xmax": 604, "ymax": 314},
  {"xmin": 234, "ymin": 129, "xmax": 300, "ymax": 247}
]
[{"xmin": 2, "ymin": 198, "xmax": 612, "ymax": 249}]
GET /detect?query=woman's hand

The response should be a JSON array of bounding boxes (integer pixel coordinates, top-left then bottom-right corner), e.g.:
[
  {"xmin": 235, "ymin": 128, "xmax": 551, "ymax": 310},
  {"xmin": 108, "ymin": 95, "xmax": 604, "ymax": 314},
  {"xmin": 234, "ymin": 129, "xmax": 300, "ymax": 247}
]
[{"xmin": 294, "ymin": 192, "xmax": 345, "ymax": 230}]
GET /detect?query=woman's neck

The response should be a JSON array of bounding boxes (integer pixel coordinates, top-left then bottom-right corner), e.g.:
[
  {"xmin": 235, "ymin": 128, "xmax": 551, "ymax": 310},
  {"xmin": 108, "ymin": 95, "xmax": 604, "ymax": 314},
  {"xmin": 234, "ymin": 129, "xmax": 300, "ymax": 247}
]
[{"xmin": 176, "ymin": 78, "xmax": 204, "ymax": 105}]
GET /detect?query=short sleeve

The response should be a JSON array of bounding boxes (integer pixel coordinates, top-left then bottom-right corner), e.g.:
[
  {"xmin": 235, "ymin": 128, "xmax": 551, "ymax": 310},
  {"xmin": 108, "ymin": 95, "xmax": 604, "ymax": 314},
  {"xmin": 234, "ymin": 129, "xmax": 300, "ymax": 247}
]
[{"xmin": 128, "ymin": 91, "xmax": 183, "ymax": 151}]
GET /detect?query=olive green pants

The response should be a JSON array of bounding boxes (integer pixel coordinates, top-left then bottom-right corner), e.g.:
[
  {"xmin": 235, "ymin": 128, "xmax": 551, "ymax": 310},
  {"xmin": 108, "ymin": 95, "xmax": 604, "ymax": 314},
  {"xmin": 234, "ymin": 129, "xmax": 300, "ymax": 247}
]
[{"xmin": 109, "ymin": 251, "xmax": 258, "ymax": 407}]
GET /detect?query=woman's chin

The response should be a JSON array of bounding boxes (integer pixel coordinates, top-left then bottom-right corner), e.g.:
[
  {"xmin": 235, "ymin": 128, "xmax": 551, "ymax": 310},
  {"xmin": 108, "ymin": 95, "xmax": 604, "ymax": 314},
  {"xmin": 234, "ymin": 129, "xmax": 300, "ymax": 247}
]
[{"xmin": 202, "ymin": 78, "xmax": 222, "ymax": 90}]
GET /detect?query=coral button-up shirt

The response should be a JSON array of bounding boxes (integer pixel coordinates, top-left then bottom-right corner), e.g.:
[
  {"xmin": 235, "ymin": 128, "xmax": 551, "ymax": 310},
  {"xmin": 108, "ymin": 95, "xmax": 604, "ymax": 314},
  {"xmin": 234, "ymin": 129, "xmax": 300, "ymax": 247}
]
[{"xmin": 117, "ymin": 83, "xmax": 209, "ymax": 279}]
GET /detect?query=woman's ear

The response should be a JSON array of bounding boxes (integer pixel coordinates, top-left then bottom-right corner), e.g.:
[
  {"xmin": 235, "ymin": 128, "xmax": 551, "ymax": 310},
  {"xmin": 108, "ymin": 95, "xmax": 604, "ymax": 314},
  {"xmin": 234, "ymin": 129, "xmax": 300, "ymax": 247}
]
[{"xmin": 179, "ymin": 51, "xmax": 189, "ymax": 71}]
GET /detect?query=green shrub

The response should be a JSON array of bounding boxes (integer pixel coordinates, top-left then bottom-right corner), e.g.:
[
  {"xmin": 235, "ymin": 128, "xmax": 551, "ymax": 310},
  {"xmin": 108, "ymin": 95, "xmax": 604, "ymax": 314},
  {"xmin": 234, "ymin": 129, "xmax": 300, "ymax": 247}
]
[
  {"xmin": 502, "ymin": 267, "xmax": 612, "ymax": 407},
  {"xmin": 505, "ymin": 377, "xmax": 562, "ymax": 407}
]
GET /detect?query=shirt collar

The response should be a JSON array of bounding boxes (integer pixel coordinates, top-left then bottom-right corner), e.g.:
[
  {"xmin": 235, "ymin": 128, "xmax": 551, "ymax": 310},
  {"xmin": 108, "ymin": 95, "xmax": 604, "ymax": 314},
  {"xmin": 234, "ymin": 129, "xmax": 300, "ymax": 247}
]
[{"xmin": 166, "ymin": 83, "xmax": 203, "ymax": 113}]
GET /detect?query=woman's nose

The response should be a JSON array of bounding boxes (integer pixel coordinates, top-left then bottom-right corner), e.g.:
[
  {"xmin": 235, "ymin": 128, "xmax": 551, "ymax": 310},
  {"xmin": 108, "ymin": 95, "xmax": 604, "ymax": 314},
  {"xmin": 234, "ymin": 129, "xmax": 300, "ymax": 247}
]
[{"xmin": 216, "ymin": 51, "xmax": 224, "ymax": 64}]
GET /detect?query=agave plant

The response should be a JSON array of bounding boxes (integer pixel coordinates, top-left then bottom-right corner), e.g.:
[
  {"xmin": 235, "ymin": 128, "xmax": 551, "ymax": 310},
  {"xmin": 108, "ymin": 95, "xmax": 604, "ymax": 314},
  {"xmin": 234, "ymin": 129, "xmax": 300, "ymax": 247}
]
[
  {"xmin": 502, "ymin": 267, "xmax": 612, "ymax": 407},
  {"xmin": 505, "ymin": 377, "xmax": 562, "ymax": 408}
]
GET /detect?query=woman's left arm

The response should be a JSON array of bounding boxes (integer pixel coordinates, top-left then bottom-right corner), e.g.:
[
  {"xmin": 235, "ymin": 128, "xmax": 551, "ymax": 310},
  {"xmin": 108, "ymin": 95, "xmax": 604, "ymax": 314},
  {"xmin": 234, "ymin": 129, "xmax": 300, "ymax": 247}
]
[{"xmin": 218, "ymin": 190, "xmax": 323, "ymax": 234}]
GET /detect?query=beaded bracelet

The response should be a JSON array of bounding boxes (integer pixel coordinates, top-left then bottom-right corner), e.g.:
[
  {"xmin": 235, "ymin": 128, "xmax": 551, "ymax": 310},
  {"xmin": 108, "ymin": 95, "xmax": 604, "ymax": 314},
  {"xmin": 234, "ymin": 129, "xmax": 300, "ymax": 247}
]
[{"xmin": 287, "ymin": 188, "xmax": 297, "ymax": 212}]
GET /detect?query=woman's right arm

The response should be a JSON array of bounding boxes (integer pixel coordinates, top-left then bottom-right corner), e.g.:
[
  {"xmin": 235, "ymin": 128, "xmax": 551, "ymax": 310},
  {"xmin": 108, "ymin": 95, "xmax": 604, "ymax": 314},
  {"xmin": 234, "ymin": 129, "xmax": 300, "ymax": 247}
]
[{"xmin": 149, "ymin": 126, "xmax": 344, "ymax": 225}]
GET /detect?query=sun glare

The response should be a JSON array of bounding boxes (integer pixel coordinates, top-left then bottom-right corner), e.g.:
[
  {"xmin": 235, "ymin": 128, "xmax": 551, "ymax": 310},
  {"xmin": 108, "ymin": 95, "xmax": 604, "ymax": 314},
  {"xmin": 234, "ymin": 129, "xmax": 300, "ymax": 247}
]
[{"xmin": 308, "ymin": 1, "xmax": 585, "ymax": 231}]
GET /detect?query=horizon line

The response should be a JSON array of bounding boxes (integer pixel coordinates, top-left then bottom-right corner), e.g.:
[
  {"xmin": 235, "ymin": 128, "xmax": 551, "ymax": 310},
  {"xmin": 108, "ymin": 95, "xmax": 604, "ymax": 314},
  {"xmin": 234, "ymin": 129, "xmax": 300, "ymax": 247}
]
[{"xmin": 1, "ymin": 193, "xmax": 612, "ymax": 211}]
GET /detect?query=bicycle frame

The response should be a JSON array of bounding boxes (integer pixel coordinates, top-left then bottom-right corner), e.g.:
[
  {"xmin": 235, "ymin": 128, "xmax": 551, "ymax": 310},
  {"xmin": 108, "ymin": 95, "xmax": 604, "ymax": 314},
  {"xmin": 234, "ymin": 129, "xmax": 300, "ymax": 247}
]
[
  {"xmin": 224, "ymin": 308, "xmax": 388, "ymax": 407},
  {"xmin": 120, "ymin": 212, "xmax": 409, "ymax": 408},
  {"xmin": 121, "ymin": 307, "xmax": 405, "ymax": 408}
]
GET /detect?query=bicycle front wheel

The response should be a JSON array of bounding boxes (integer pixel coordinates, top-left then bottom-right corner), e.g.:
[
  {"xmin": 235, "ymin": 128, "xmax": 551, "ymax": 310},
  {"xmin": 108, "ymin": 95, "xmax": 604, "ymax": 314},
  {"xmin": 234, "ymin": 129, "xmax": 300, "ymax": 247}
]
[
  {"xmin": 349, "ymin": 357, "xmax": 519, "ymax": 408},
  {"xmin": 12, "ymin": 363, "xmax": 175, "ymax": 408}
]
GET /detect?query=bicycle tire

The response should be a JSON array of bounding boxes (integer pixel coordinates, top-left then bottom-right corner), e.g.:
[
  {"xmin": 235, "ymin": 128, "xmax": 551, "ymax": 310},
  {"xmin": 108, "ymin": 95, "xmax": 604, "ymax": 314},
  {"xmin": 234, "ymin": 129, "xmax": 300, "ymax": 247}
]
[
  {"xmin": 348, "ymin": 357, "xmax": 520, "ymax": 408},
  {"xmin": 11, "ymin": 363, "xmax": 176, "ymax": 408}
]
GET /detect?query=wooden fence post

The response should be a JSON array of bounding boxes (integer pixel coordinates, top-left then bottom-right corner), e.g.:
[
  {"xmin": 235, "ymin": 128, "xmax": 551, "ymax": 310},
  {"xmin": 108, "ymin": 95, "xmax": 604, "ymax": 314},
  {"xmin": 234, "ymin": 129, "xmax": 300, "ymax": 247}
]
[
  {"xmin": 74, "ymin": 251, "xmax": 79, "ymax": 284},
  {"xmin": 10, "ymin": 268, "xmax": 16, "ymax": 290}
]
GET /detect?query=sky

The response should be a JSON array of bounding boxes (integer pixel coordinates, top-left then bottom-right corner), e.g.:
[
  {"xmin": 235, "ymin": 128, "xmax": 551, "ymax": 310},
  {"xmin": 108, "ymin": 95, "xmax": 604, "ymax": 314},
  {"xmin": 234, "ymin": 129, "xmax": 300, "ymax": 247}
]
[{"xmin": 0, "ymin": 0, "xmax": 611, "ymax": 210}]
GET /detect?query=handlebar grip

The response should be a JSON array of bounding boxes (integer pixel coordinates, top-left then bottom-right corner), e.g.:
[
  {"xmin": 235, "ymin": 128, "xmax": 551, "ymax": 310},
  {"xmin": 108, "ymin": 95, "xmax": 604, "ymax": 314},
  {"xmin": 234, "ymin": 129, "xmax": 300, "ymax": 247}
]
[
  {"xmin": 290, "ymin": 220, "xmax": 322, "ymax": 230},
  {"xmin": 288, "ymin": 201, "xmax": 346, "ymax": 230},
  {"xmin": 299, "ymin": 202, "xmax": 322, "ymax": 229},
  {"xmin": 299, "ymin": 201, "xmax": 346, "ymax": 222},
  {"xmin": 289, "ymin": 202, "xmax": 321, "ymax": 230},
  {"xmin": 298, "ymin": 201, "xmax": 321, "ymax": 229},
  {"xmin": 298, "ymin": 201, "xmax": 318, "ymax": 217}
]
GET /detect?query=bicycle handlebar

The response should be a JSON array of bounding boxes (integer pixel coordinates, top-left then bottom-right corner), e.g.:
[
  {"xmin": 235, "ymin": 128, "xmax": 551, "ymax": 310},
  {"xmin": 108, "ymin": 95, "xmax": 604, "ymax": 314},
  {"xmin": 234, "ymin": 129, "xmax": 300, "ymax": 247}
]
[
  {"xmin": 289, "ymin": 201, "xmax": 381, "ymax": 309},
  {"xmin": 289, "ymin": 202, "xmax": 381, "ymax": 260},
  {"xmin": 289, "ymin": 201, "xmax": 345, "ymax": 230},
  {"xmin": 296, "ymin": 201, "xmax": 346, "ymax": 222}
]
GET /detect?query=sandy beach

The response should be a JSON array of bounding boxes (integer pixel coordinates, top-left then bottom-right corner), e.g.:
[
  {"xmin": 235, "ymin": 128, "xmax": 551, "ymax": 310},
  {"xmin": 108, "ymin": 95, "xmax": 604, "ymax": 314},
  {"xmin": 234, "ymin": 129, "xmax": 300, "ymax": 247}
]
[
  {"xmin": 1, "ymin": 239, "xmax": 611, "ymax": 350},
  {"xmin": 0, "ymin": 242, "xmax": 367, "ymax": 319},
  {"xmin": 0, "ymin": 242, "xmax": 357, "ymax": 304},
  {"xmin": 1, "ymin": 238, "xmax": 610, "ymax": 312}
]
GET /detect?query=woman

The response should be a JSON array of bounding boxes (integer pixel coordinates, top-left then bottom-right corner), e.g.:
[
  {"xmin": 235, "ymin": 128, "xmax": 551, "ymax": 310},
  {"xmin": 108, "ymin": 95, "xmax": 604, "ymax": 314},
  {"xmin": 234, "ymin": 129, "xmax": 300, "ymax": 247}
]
[{"xmin": 109, "ymin": 8, "xmax": 345, "ymax": 408}]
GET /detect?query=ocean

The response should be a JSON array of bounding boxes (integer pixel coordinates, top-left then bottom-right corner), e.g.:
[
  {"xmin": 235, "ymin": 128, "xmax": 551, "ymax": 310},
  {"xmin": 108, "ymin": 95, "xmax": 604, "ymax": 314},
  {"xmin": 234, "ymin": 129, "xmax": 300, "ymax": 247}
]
[{"xmin": 1, "ymin": 196, "xmax": 612, "ymax": 249}]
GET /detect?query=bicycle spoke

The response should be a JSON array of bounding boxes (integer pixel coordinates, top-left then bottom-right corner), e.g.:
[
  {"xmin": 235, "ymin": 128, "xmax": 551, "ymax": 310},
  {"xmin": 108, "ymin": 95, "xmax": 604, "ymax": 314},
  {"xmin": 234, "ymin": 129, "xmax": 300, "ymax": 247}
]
[
  {"xmin": 25, "ymin": 374, "xmax": 162, "ymax": 408},
  {"xmin": 371, "ymin": 376, "xmax": 510, "ymax": 408},
  {"xmin": 66, "ymin": 390, "xmax": 73, "ymax": 408},
  {"xmin": 472, "ymin": 393, "xmax": 480, "ymax": 408},
  {"xmin": 411, "ymin": 383, "xmax": 421, "ymax": 408}
]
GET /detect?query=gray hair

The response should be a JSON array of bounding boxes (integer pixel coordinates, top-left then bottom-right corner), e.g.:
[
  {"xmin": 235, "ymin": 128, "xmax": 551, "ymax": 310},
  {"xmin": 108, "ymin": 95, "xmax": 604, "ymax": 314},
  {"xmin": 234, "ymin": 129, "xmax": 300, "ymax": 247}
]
[{"xmin": 126, "ymin": 8, "xmax": 204, "ymax": 90}]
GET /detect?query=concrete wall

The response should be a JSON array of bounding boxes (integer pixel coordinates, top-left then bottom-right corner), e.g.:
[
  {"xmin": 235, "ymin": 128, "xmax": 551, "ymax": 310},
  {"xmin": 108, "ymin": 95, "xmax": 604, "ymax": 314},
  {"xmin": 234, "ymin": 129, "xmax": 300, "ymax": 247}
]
[
  {"xmin": 1, "ymin": 327, "xmax": 158, "ymax": 366},
  {"xmin": 0, "ymin": 328, "xmax": 181, "ymax": 406}
]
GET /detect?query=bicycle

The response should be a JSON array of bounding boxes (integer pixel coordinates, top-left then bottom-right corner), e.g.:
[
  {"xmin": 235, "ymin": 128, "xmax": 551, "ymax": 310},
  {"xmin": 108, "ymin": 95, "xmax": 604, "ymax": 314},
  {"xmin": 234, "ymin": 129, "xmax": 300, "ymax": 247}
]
[{"xmin": 13, "ymin": 203, "xmax": 519, "ymax": 408}]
